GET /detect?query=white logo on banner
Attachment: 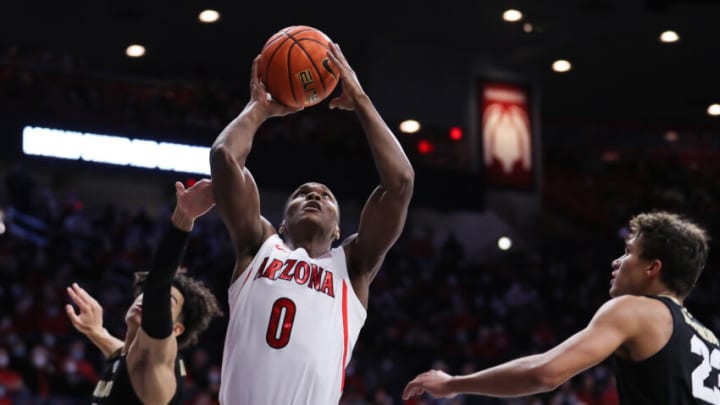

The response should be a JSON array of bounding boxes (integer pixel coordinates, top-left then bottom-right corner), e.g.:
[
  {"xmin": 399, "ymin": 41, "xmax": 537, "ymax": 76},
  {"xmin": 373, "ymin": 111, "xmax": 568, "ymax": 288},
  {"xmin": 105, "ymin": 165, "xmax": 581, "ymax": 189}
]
[{"xmin": 482, "ymin": 104, "xmax": 532, "ymax": 173}]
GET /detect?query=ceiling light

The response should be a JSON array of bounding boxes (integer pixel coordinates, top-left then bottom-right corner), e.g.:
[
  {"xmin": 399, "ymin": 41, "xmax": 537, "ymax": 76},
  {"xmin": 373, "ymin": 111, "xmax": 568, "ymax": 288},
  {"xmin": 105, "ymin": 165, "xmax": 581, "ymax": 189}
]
[
  {"xmin": 126, "ymin": 44, "xmax": 146, "ymax": 58},
  {"xmin": 708, "ymin": 104, "xmax": 720, "ymax": 116},
  {"xmin": 552, "ymin": 59, "xmax": 572, "ymax": 73},
  {"xmin": 523, "ymin": 23, "xmax": 533, "ymax": 33},
  {"xmin": 502, "ymin": 9, "xmax": 523, "ymax": 22},
  {"xmin": 498, "ymin": 237, "xmax": 512, "ymax": 251},
  {"xmin": 199, "ymin": 9, "xmax": 220, "ymax": 23},
  {"xmin": 659, "ymin": 30, "xmax": 679, "ymax": 43},
  {"xmin": 399, "ymin": 120, "xmax": 421, "ymax": 134}
]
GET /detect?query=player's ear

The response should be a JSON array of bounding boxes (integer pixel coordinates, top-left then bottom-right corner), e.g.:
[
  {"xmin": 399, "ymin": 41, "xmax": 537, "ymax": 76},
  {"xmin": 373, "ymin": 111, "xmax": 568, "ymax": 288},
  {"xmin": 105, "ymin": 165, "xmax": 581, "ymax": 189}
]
[
  {"xmin": 334, "ymin": 226, "xmax": 340, "ymax": 241},
  {"xmin": 173, "ymin": 322, "xmax": 185, "ymax": 337},
  {"xmin": 646, "ymin": 259, "xmax": 662, "ymax": 277},
  {"xmin": 279, "ymin": 221, "xmax": 286, "ymax": 235}
]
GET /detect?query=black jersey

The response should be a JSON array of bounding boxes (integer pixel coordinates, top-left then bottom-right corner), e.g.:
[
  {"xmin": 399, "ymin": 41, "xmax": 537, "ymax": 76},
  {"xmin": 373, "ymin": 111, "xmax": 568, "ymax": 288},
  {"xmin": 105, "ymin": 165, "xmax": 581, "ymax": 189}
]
[
  {"xmin": 91, "ymin": 349, "xmax": 186, "ymax": 405},
  {"xmin": 615, "ymin": 295, "xmax": 720, "ymax": 405}
]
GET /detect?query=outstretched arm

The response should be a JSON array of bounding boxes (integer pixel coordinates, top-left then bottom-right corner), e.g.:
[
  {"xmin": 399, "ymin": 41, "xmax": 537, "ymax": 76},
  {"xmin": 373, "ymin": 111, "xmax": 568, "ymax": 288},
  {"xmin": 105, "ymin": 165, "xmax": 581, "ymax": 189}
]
[
  {"xmin": 209, "ymin": 56, "xmax": 301, "ymax": 281},
  {"xmin": 328, "ymin": 43, "xmax": 414, "ymax": 296},
  {"xmin": 403, "ymin": 296, "xmax": 642, "ymax": 399},
  {"xmin": 66, "ymin": 283, "xmax": 124, "ymax": 357},
  {"xmin": 127, "ymin": 179, "xmax": 215, "ymax": 405}
]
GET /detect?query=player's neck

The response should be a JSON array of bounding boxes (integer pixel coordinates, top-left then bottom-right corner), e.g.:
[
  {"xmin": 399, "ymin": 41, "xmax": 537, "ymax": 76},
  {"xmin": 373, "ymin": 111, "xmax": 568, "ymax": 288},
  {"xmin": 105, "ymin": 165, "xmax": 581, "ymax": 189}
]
[
  {"xmin": 286, "ymin": 236, "xmax": 332, "ymax": 258},
  {"xmin": 646, "ymin": 284, "xmax": 683, "ymax": 305}
]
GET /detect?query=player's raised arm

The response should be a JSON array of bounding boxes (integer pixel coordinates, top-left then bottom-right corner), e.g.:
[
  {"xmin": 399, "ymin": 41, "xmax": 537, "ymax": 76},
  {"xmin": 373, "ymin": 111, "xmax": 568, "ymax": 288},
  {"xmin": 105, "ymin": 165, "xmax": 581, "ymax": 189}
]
[
  {"xmin": 127, "ymin": 180, "xmax": 214, "ymax": 405},
  {"xmin": 210, "ymin": 56, "xmax": 302, "ymax": 276},
  {"xmin": 66, "ymin": 283, "xmax": 124, "ymax": 358},
  {"xmin": 326, "ymin": 43, "xmax": 414, "ymax": 291},
  {"xmin": 403, "ymin": 296, "xmax": 644, "ymax": 399}
]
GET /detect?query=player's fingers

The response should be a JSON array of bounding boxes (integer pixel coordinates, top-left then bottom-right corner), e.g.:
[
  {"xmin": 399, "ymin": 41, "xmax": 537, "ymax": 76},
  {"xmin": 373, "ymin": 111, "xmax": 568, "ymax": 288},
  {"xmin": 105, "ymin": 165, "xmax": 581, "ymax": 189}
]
[
  {"xmin": 74, "ymin": 287, "xmax": 100, "ymax": 314},
  {"xmin": 199, "ymin": 180, "xmax": 214, "ymax": 194},
  {"xmin": 67, "ymin": 285, "xmax": 87, "ymax": 308},
  {"xmin": 86, "ymin": 293, "xmax": 101, "ymax": 309},
  {"xmin": 401, "ymin": 386, "xmax": 411, "ymax": 399},
  {"xmin": 325, "ymin": 48, "xmax": 346, "ymax": 73},
  {"xmin": 402, "ymin": 382, "xmax": 423, "ymax": 399},
  {"xmin": 251, "ymin": 55, "xmax": 261, "ymax": 80},
  {"xmin": 65, "ymin": 304, "xmax": 81, "ymax": 323},
  {"xmin": 329, "ymin": 42, "xmax": 348, "ymax": 63},
  {"xmin": 74, "ymin": 284, "xmax": 97, "ymax": 307}
]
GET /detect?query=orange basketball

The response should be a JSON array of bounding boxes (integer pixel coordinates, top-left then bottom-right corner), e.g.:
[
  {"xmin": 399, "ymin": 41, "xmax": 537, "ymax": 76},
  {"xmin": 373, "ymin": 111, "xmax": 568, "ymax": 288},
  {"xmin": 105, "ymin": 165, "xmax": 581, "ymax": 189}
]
[{"xmin": 258, "ymin": 26, "xmax": 339, "ymax": 109}]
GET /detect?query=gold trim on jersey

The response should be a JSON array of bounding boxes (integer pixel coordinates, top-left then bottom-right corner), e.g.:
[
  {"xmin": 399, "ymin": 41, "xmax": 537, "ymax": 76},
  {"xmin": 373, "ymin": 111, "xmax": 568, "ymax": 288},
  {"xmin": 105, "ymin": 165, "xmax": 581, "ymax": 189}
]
[
  {"xmin": 93, "ymin": 379, "xmax": 115, "ymax": 398},
  {"xmin": 680, "ymin": 307, "xmax": 719, "ymax": 346}
]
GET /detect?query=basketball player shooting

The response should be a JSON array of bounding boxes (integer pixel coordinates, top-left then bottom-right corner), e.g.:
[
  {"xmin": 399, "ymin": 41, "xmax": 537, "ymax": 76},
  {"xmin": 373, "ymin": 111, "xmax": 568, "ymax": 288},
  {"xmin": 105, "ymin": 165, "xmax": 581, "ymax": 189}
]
[{"xmin": 210, "ymin": 42, "xmax": 414, "ymax": 404}]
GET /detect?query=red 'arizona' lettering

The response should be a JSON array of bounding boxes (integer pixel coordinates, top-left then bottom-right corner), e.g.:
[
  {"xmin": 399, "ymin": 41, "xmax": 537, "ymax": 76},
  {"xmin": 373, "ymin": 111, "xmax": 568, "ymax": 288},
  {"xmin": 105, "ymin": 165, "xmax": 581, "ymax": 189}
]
[{"xmin": 256, "ymin": 257, "xmax": 335, "ymax": 298}]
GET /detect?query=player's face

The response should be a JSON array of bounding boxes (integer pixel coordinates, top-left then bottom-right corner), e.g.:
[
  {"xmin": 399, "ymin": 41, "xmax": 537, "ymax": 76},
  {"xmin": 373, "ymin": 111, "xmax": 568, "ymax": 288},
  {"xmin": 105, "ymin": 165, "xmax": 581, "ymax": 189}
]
[
  {"xmin": 609, "ymin": 235, "xmax": 651, "ymax": 297},
  {"xmin": 284, "ymin": 182, "xmax": 340, "ymax": 235},
  {"xmin": 125, "ymin": 286, "xmax": 185, "ymax": 328}
]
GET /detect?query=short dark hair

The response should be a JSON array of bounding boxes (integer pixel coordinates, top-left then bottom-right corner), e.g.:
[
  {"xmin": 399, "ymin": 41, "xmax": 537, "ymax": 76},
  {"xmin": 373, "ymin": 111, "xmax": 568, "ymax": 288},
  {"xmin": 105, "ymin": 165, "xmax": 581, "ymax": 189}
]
[
  {"xmin": 134, "ymin": 271, "xmax": 223, "ymax": 349},
  {"xmin": 629, "ymin": 211, "xmax": 710, "ymax": 297}
]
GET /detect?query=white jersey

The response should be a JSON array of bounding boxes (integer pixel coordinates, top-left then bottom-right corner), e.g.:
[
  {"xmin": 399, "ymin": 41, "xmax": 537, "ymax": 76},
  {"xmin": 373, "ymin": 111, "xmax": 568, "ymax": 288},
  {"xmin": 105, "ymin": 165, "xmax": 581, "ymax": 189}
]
[{"xmin": 220, "ymin": 234, "xmax": 367, "ymax": 405}]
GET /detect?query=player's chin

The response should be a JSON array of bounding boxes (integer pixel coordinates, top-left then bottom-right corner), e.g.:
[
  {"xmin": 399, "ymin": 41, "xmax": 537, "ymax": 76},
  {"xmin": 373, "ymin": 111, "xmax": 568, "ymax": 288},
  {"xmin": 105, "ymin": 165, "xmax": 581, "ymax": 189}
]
[
  {"xmin": 298, "ymin": 212, "xmax": 327, "ymax": 224},
  {"xmin": 300, "ymin": 207, "xmax": 324, "ymax": 216}
]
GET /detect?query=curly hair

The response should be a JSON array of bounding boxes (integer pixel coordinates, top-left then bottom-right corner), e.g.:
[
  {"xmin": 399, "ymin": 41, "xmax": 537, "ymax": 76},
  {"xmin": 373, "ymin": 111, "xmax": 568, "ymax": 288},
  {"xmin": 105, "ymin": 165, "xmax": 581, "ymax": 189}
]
[
  {"xmin": 629, "ymin": 211, "xmax": 710, "ymax": 298},
  {"xmin": 134, "ymin": 271, "xmax": 223, "ymax": 349}
]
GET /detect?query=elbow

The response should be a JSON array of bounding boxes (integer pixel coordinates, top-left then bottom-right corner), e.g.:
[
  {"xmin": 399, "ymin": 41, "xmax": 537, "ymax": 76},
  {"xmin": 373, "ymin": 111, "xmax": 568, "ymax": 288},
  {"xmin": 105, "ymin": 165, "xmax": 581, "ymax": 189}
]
[
  {"xmin": 209, "ymin": 144, "xmax": 236, "ymax": 171},
  {"xmin": 529, "ymin": 363, "xmax": 566, "ymax": 392},
  {"xmin": 393, "ymin": 168, "xmax": 415, "ymax": 198},
  {"xmin": 209, "ymin": 143, "xmax": 230, "ymax": 163}
]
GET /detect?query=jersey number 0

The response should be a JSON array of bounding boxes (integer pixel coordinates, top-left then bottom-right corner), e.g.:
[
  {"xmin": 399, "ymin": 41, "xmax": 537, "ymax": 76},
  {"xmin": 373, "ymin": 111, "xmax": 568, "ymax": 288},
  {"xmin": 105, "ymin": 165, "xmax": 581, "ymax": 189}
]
[{"xmin": 266, "ymin": 298, "xmax": 297, "ymax": 349}]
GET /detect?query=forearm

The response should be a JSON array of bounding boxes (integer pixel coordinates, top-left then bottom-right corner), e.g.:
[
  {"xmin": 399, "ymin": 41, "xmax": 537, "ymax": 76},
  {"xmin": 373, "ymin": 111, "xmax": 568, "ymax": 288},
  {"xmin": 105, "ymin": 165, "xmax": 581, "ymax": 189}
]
[
  {"xmin": 447, "ymin": 355, "xmax": 558, "ymax": 397},
  {"xmin": 140, "ymin": 222, "xmax": 190, "ymax": 339},
  {"xmin": 210, "ymin": 101, "xmax": 266, "ymax": 166},
  {"xmin": 354, "ymin": 95, "xmax": 414, "ymax": 193},
  {"xmin": 86, "ymin": 328, "xmax": 125, "ymax": 358}
]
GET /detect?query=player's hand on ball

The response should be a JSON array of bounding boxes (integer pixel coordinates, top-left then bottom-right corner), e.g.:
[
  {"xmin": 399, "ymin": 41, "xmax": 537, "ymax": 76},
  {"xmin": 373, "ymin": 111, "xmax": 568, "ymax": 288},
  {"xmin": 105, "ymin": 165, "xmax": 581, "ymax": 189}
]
[
  {"xmin": 250, "ymin": 55, "xmax": 303, "ymax": 118},
  {"xmin": 402, "ymin": 369, "xmax": 457, "ymax": 400},
  {"xmin": 326, "ymin": 42, "xmax": 365, "ymax": 111}
]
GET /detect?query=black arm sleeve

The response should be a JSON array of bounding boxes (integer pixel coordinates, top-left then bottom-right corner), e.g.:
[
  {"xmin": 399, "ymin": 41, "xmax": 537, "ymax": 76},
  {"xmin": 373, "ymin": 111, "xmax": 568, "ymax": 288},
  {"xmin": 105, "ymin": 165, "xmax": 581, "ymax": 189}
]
[{"xmin": 140, "ymin": 223, "xmax": 190, "ymax": 339}]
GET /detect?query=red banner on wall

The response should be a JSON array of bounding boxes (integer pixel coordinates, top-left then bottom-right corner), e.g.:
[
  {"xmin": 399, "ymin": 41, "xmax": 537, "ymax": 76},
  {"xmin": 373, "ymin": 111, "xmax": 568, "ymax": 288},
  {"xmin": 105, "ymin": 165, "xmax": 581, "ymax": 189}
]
[{"xmin": 479, "ymin": 82, "xmax": 534, "ymax": 189}]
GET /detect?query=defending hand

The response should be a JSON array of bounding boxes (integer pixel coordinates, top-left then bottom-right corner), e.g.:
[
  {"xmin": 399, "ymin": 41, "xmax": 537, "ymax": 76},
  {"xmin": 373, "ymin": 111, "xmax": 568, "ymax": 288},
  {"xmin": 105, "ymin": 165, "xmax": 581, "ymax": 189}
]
[
  {"xmin": 66, "ymin": 283, "xmax": 104, "ymax": 337},
  {"xmin": 402, "ymin": 369, "xmax": 456, "ymax": 400},
  {"xmin": 172, "ymin": 179, "xmax": 215, "ymax": 231}
]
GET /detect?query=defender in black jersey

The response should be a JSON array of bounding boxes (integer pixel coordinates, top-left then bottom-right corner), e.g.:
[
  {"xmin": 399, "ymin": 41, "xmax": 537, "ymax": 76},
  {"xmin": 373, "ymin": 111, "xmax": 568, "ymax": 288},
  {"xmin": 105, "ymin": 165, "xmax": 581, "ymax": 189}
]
[
  {"xmin": 404, "ymin": 211, "xmax": 719, "ymax": 405},
  {"xmin": 66, "ymin": 180, "xmax": 222, "ymax": 405},
  {"xmin": 615, "ymin": 295, "xmax": 719, "ymax": 404},
  {"xmin": 90, "ymin": 348, "xmax": 186, "ymax": 405}
]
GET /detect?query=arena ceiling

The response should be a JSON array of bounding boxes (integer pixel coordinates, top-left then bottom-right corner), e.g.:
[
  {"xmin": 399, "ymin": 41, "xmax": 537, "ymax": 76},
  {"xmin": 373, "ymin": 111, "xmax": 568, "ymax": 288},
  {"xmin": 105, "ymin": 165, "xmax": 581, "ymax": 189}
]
[{"xmin": 2, "ymin": 0, "xmax": 719, "ymax": 128}]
